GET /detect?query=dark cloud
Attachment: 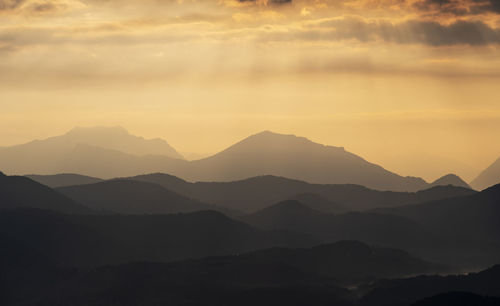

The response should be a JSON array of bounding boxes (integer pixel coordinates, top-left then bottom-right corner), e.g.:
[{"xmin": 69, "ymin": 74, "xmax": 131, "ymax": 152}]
[
  {"xmin": 474, "ymin": 0, "xmax": 500, "ymax": 13},
  {"xmin": 31, "ymin": 2, "xmax": 57, "ymax": 12},
  {"xmin": 414, "ymin": 0, "xmax": 500, "ymax": 15},
  {"xmin": 268, "ymin": 17, "xmax": 500, "ymax": 46},
  {"xmin": 0, "ymin": 0, "xmax": 25, "ymax": 10},
  {"xmin": 237, "ymin": 0, "xmax": 292, "ymax": 4}
]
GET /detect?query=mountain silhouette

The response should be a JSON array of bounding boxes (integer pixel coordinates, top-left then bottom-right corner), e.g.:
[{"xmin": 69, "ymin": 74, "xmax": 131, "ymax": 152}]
[
  {"xmin": 0, "ymin": 174, "xmax": 91, "ymax": 214},
  {"xmin": 185, "ymin": 131, "xmax": 428, "ymax": 191},
  {"xmin": 361, "ymin": 265, "xmax": 500, "ymax": 306},
  {"xmin": 0, "ymin": 126, "xmax": 185, "ymax": 178},
  {"xmin": 240, "ymin": 199, "xmax": 437, "ymax": 254},
  {"xmin": 412, "ymin": 292, "xmax": 500, "ymax": 306},
  {"xmin": 127, "ymin": 173, "xmax": 476, "ymax": 213},
  {"xmin": 430, "ymin": 174, "xmax": 471, "ymax": 189},
  {"xmin": 26, "ymin": 173, "xmax": 103, "ymax": 188},
  {"xmin": 0, "ymin": 235, "xmax": 446, "ymax": 306},
  {"xmin": 235, "ymin": 240, "xmax": 447, "ymax": 281},
  {"xmin": 1, "ymin": 129, "xmax": 473, "ymax": 191},
  {"xmin": 471, "ymin": 157, "xmax": 500, "ymax": 190},
  {"xmin": 57, "ymin": 180, "xmax": 225, "ymax": 214},
  {"xmin": 376, "ymin": 184, "xmax": 500, "ymax": 267},
  {"xmin": 0, "ymin": 208, "xmax": 316, "ymax": 267}
]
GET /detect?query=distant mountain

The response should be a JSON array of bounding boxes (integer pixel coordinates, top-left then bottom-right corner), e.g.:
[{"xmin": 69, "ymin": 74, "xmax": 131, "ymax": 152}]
[
  {"xmin": 430, "ymin": 174, "xmax": 471, "ymax": 189},
  {"xmin": 0, "ymin": 126, "xmax": 185, "ymax": 178},
  {"xmin": 128, "ymin": 173, "xmax": 476, "ymax": 213},
  {"xmin": 0, "ymin": 173, "xmax": 91, "ymax": 214},
  {"xmin": 57, "ymin": 180, "xmax": 221, "ymax": 214},
  {"xmin": 471, "ymin": 157, "xmax": 500, "ymax": 190},
  {"xmin": 26, "ymin": 173, "xmax": 103, "ymax": 188},
  {"xmin": 185, "ymin": 131, "xmax": 428, "ymax": 191},
  {"xmin": 361, "ymin": 265, "xmax": 500, "ymax": 306},
  {"xmin": 0, "ymin": 208, "xmax": 315, "ymax": 267},
  {"xmin": 1, "ymin": 129, "xmax": 473, "ymax": 191}
]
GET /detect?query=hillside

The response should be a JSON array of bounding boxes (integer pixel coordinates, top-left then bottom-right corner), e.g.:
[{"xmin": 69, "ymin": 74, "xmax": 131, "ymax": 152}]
[{"xmin": 0, "ymin": 173, "xmax": 91, "ymax": 214}]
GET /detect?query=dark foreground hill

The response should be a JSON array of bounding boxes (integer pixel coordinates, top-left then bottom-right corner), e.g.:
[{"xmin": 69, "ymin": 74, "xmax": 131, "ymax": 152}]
[
  {"xmin": 240, "ymin": 200, "xmax": 437, "ymax": 257},
  {"xmin": 1, "ymin": 238, "xmax": 447, "ymax": 306},
  {"xmin": 57, "ymin": 180, "xmax": 225, "ymax": 214},
  {"xmin": 375, "ymin": 184, "xmax": 500, "ymax": 266},
  {"xmin": 0, "ymin": 208, "xmax": 315, "ymax": 267},
  {"xmin": 0, "ymin": 173, "xmax": 91, "ymax": 214},
  {"xmin": 361, "ymin": 265, "xmax": 500, "ymax": 306},
  {"xmin": 242, "ymin": 184, "xmax": 500, "ymax": 268},
  {"xmin": 127, "ymin": 173, "xmax": 475, "ymax": 213},
  {"xmin": 412, "ymin": 292, "xmax": 500, "ymax": 306}
]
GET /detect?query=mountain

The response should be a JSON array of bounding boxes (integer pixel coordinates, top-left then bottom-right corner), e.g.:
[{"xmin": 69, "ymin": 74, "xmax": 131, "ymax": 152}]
[
  {"xmin": 0, "ymin": 173, "xmax": 91, "ymax": 214},
  {"xmin": 0, "ymin": 208, "xmax": 316, "ymax": 267},
  {"xmin": 288, "ymin": 193, "xmax": 346, "ymax": 213},
  {"xmin": 361, "ymin": 265, "xmax": 500, "ymax": 306},
  {"xmin": 0, "ymin": 238, "xmax": 445, "ymax": 306},
  {"xmin": 376, "ymin": 184, "xmax": 500, "ymax": 267},
  {"xmin": 240, "ymin": 200, "xmax": 435, "ymax": 254},
  {"xmin": 185, "ymin": 131, "xmax": 428, "ymax": 191},
  {"xmin": 471, "ymin": 157, "xmax": 500, "ymax": 190},
  {"xmin": 26, "ymin": 173, "xmax": 103, "ymax": 188},
  {"xmin": 234, "ymin": 240, "xmax": 448, "ymax": 281},
  {"xmin": 0, "ymin": 126, "xmax": 185, "ymax": 178},
  {"xmin": 412, "ymin": 292, "xmax": 500, "ymax": 306},
  {"xmin": 57, "ymin": 180, "xmax": 223, "ymax": 214},
  {"xmin": 1, "ymin": 129, "xmax": 473, "ymax": 191},
  {"xmin": 430, "ymin": 174, "xmax": 471, "ymax": 189},
  {"xmin": 128, "ymin": 173, "xmax": 476, "ymax": 213}
]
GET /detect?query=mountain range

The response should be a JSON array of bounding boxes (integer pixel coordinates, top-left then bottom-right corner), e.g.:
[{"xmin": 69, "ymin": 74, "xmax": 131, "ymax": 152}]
[
  {"xmin": 121, "ymin": 173, "xmax": 475, "ymax": 213},
  {"xmin": 0, "ymin": 127, "xmax": 476, "ymax": 192}
]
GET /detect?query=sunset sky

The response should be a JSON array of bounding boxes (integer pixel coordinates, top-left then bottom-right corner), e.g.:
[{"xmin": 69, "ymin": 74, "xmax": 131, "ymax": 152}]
[{"xmin": 1, "ymin": 0, "xmax": 500, "ymax": 181}]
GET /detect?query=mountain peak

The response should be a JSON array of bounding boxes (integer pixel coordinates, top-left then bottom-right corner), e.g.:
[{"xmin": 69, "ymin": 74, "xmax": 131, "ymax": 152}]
[{"xmin": 430, "ymin": 173, "xmax": 470, "ymax": 189}]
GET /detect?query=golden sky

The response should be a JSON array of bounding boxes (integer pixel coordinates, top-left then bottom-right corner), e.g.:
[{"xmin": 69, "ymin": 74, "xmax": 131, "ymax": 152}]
[{"xmin": 1, "ymin": 0, "xmax": 500, "ymax": 181}]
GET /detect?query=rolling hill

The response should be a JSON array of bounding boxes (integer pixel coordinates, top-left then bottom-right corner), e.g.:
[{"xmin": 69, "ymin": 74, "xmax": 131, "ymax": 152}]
[
  {"xmin": 0, "ymin": 208, "xmax": 316, "ymax": 267},
  {"xmin": 57, "ymin": 180, "xmax": 218, "ymax": 214},
  {"xmin": 0, "ymin": 172, "xmax": 91, "ymax": 214},
  {"xmin": 128, "ymin": 173, "xmax": 476, "ymax": 213}
]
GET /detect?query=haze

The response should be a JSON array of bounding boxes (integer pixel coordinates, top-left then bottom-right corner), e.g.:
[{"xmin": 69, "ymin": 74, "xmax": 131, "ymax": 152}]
[{"xmin": 2, "ymin": 0, "xmax": 500, "ymax": 181}]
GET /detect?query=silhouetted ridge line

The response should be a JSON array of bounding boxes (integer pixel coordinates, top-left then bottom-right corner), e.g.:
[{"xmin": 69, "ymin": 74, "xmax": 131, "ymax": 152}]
[
  {"xmin": 0, "ymin": 174, "xmax": 91, "ymax": 214},
  {"xmin": 127, "ymin": 173, "xmax": 476, "ymax": 213}
]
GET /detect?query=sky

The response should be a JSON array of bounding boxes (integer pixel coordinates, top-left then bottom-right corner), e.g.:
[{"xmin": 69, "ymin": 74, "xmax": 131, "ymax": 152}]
[{"xmin": 1, "ymin": 0, "xmax": 500, "ymax": 181}]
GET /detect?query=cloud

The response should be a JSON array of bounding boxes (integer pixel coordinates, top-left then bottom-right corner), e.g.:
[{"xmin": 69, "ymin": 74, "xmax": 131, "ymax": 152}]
[
  {"xmin": 291, "ymin": 17, "xmax": 500, "ymax": 46},
  {"xmin": 413, "ymin": 0, "xmax": 500, "ymax": 16},
  {"xmin": 0, "ymin": 0, "xmax": 25, "ymax": 10}
]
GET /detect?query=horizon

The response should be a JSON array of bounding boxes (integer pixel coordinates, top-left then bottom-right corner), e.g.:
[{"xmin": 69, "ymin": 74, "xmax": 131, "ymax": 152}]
[
  {"xmin": 1, "ymin": 124, "xmax": 496, "ymax": 182},
  {"xmin": 2, "ymin": 0, "xmax": 500, "ymax": 182}
]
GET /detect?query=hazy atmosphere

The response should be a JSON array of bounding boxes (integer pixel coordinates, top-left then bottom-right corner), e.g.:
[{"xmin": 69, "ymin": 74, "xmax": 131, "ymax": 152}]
[
  {"xmin": 2, "ymin": 0, "xmax": 500, "ymax": 181},
  {"xmin": 2, "ymin": 1, "xmax": 500, "ymax": 305}
]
